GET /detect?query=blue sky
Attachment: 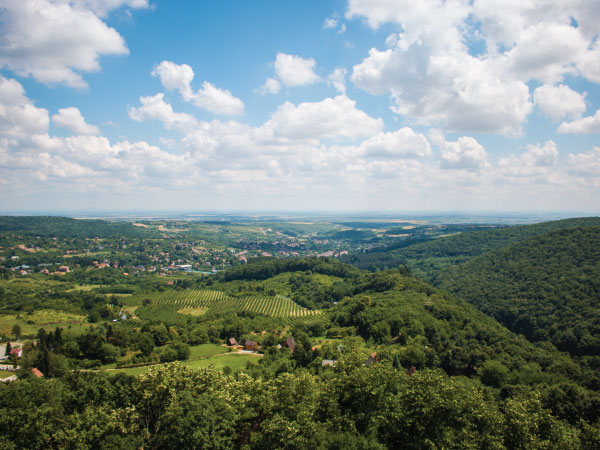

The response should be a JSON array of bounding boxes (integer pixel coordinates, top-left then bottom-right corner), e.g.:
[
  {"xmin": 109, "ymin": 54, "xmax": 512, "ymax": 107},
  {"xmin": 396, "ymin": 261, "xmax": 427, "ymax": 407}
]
[{"xmin": 0, "ymin": 0, "xmax": 599, "ymax": 213}]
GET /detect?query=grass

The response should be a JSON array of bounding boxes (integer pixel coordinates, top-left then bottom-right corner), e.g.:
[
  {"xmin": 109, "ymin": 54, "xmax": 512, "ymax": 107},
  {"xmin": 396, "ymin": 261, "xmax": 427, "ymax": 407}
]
[
  {"xmin": 0, "ymin": 309, "xmax": 88, "ymax": 336},
  {"xmin": 0, "ymin": 371, "xmax": 15, "ymax": 379},
  {"xmin": 188, "ymin": 343, "xmax": 227, "ymax": 359}
]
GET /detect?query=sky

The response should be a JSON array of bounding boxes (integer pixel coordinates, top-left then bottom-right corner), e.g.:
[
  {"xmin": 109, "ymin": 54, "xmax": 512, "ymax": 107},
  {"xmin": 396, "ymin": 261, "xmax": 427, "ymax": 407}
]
[{"xmin": 0, "ymin": 0, "xmax": 599, "ymax": 213}]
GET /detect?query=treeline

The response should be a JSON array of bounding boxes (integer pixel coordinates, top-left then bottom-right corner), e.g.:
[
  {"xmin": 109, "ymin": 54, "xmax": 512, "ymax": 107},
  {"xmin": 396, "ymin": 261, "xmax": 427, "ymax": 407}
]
[
  {"xmin": 1, "ymin": 362, "xmax": 599, "ymax": 449},
  {"xmin": 216, "ymin": 257, "xmax": 360, "ymax": 282},
  {"xmin": 0, "ymin": 216, "xmax": 154, "ymax": 238}
]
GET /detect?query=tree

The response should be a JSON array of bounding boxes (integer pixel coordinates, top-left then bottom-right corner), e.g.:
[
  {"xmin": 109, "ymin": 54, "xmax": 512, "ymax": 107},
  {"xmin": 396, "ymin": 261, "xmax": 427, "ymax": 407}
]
[
  {"xmin": 12, "ymin": 324, "xmax": 21, "ymax": 340},
  {"xmin": 138, "ymin": 333, "xmax": 154, "ymax": 356}
]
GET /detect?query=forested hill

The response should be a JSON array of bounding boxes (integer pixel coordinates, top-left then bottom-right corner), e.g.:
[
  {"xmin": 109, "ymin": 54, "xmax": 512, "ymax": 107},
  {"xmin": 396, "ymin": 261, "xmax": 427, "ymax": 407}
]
[
  {"xmin": 0, "ymin": 216, "xmax": 153, "ymax": 238},
  {"xmin": 436, "ymin": 226, "xmax": 600, "ymax": 357},
  {"xmin": 342, "ymin": 217, "xmax": 600, "ymax": 278}
]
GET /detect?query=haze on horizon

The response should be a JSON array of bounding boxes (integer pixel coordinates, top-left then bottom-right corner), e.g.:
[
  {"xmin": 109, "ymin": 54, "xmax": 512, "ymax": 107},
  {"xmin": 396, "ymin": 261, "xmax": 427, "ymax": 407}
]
[{"xmin": 0, "ymin": 1, "xmax": 599, "ymax": 213}]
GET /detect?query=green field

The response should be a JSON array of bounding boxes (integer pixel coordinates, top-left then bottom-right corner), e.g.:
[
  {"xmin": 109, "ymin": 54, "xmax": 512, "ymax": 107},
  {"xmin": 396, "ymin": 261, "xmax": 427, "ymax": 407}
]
[
  {"xmin": 131, "ymin": 289, "xmax": 321, "ymax": 323},
  {"xmin": 0, "ymin": 309, "xmax": 89, "ymax": 337}
]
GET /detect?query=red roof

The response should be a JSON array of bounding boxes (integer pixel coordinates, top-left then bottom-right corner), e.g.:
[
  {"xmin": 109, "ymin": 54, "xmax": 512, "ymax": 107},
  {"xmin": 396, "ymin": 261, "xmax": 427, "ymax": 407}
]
[
  {"xmin": 31, "ymin": 368, "xmax": 44, "ymax": 378},
  {"xmin": 9, "ymin": 348, "xmax": 22, "ymax": 356}
]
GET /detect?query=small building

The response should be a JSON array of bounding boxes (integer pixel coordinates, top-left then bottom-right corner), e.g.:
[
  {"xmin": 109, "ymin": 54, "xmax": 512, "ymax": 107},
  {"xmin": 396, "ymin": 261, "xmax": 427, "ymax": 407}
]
[
  {"xmin": 9, "ymin": 348, "xmax": 22, "ymax": 358},
  {"xmin": 31, "ymin": 368, "xmax": 44, "ymax": 378},
  {"xmin": 322, "ymin": 359, "xmax": 336, "ymax": 367},
  {"xmin": 244, "ymin": 340, "xmax": 258, "ymax": 351},
  {"xmin": 228, "ymin": 338, "xmax": 237, "ymax": 346},
  {"xmin": 57, "ymin": 266, "xmax": 69, "ymax": 273},
  {"xmin": 284, "ymin": 337, "xmax": 296, "ymax": 351},
  {"xmin": 407, "ymin": 366, "xmax": 417, "ymax": 376}
]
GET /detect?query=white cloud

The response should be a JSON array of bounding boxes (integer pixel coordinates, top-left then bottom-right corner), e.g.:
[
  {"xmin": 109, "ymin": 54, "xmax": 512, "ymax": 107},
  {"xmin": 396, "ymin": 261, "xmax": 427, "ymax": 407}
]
[
  {"xmin": 360, "ymin": 128, "xmax": 431, "ymax": 159},
  {"xmin": 534, "ymin": 85, "xmax": 587, "ymax": 122},
  {"xmin": 256, "ymin": 77, "xmax": 282, "ymax": 95},
  {"xmin": 500, "ymin": 141, "xmax": 559, "ymax": 169},
  {"xmin": 78, "ymin": 0, "xmax": 149, "ymax": 17},
  {"xmin": 274, "ymin": 53, "xmax": 321, "ymax": 87},
  {"xmin": 52, "ymin": 107, "xmax": 100, "ymax": 135},
  {"xmin": 566, "ymin": 147, "xmax": 600, "ymax": 180},
  {"xmin": 429, "ymin": 130, "xmax": 489, "ymax": 170},
  {"xmin": 263, "ymin": 95, "xmax": 383, "ymax": 141},
  {"xmin": 152, "ymin": 61, "xmax": 195, "ymax": 101},
  {"xmin": 558, "ymin": 110, "xmax": 600, "ymax": 134},
  {"xmin": 128, "ymin": 93, "xmax": 197, "ymax": 131},
  {"xmin": 0, "ymin": 75, "xmax": 49, "ymax": 139},
  {"xmin": 346, "ymin": 1, "xmax": 600, "ymax": 136},
  {"xmin": 327, "ymin": 68, "xmax": 347, "ymax": 94},
  {"xmin": 151, "ymin": 60, "xmax": 244, "ymax": 115},
  {"xmin": 193, "ymin": 82, "xmax": 244, "ymax": 116},
  {"xmin": 0, "ymin": 0, "xmax": 134, "ymax": 88}
]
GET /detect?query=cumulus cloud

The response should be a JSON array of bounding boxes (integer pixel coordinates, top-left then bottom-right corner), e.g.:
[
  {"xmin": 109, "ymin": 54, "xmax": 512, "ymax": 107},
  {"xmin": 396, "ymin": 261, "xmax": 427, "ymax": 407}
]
[
  {"xmin": 152, "ymin": 61, "xmax": 195, "ymax": 101},
  {"xmin": 263, "ymin": 95, "xmax": 382, "ymax": 141},
  {"xmin": 558, "ymin": 110, "xmax": 600, "ymax": 134},
  {"xmin": 0, "ymin": 75, "xmax": 49, "ymax": 139},
  {"xmin": 128, "ymin": 93, "xmax": 197, "ymax": 131},
  {"xmin": 534, "ymin": 85, "xmax": 587, "ymax": 122},
  {"xmin": 566, "ymin": 147, "xmax": 600, "ymax": 180},
  {"xmin": 152, "ymin": 60, "xmax": 244, "ymax": 115},
  {"xmin": 52, "ymin": 107, "xmax": 100, "ymax": 135},
  {"xmin": 346, "ymin": 0, "xmax": 598, "ymax": 136},
  {"xmin": 0, "ymin": 0, "xmax": 143, "ymax": 88},
  {"xmin": 429, "ymin": 130, "xmax": 489, "ymax": 170},
  {"xmin": 360, "ymin": 128, "xmax": 431, "ymax": 159},
  {"xmin": 500, "ymin": 141, "xmax": 559, "ymax": 169},
  {"xmin": 274, "ymin": 53, "xmax": 321, "ymax": 87},
  {"xmin": 193, "ymin": 82, "xmax": 244, "ymax": 116}
]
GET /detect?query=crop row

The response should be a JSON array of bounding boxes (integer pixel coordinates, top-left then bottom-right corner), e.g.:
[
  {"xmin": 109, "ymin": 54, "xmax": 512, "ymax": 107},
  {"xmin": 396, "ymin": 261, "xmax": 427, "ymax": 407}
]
[{"xmin": 142, "ymin": 290, "xmax": 320, "ymax": 319}]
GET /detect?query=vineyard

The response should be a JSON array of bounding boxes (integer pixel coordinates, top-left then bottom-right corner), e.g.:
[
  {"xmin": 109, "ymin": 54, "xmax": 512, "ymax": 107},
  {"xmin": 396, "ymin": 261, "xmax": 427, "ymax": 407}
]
[{"xmin": 134, "ymin": 290, "xmax": 322, "ymax": 323}]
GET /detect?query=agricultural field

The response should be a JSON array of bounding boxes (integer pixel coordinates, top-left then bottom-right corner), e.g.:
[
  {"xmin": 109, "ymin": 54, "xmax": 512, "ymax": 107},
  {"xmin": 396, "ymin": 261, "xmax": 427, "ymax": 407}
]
[{"xmin": 131, "ymin": 289, "xmax": 322, "ymax": 324}]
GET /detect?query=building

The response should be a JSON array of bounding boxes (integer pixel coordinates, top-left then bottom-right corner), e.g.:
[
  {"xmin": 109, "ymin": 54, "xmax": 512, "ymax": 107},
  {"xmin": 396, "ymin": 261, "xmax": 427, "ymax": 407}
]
[
  {"xmin": 284, "ymin": 337, "xmax": 296, "ymax": 352},
  {"xmin": 244, "ymin": 340, "xmax": 258, "ymax": 351}
]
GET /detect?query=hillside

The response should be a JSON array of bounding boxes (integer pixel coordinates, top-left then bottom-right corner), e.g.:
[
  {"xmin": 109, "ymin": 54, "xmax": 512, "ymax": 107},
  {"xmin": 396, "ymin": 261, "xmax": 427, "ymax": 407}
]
[
  {"xmin": 436, "ymin": 227, "xmax": 600, "ymax": 358},
  {"xmin": 342, "ymin": 217, "xmax": 600, "ymax": 278}
]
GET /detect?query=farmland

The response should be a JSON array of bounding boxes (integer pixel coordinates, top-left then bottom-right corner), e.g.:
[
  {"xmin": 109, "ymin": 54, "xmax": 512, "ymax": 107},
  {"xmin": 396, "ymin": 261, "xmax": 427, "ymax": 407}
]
[{"xmin": 129, "ymin": 289, "xmax": 322, "ymax": 323}]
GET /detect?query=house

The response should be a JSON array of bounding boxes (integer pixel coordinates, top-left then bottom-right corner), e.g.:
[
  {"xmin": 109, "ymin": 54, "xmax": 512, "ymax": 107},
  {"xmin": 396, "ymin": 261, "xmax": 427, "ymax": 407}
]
[
  {"xmin": 9, "ymin": 348, "xmax": 22, "ymax": 358},
  {"xmin": 244, "ymin": 340, "xmax": 258, "ymax": 351},
  {"xmin": 284, "ymin": 337, "xmax": 296, "ymax": 351},
  {"xmin": 57, "ymin": 266, "xmax": 69, "ymax": 273},
  {"xmin": 31, "ymin": 368, "xmax": 44, "ymax": 378},
  {"xmin": 228, "ymin": 338, "xmax": 237, "ymax": 346}
]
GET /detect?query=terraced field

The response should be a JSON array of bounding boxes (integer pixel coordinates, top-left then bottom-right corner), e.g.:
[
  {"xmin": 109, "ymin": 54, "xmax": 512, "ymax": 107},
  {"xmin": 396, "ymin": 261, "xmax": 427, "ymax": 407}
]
[{"xmin": 134, "ymin": 290, "xmax": 321, "ymax": 323}]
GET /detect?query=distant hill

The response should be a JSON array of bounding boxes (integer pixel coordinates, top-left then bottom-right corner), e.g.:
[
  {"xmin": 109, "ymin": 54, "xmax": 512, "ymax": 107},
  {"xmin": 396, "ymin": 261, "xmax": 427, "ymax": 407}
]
[
  {"xmin": 436, "ymin": 226, "xmax": 600, "ymax": 357},
  {"xmin": 0, "ymin": 216, "xmax": 154, "ymax": 238},
  {"xmin": 343, "ymin": 217, "xmax": 600, "ymax": 279}
]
